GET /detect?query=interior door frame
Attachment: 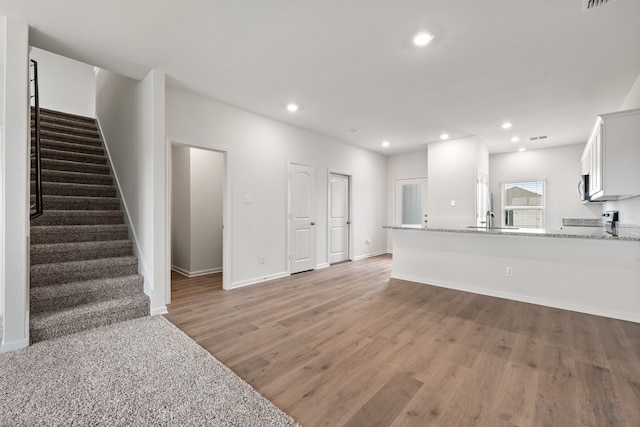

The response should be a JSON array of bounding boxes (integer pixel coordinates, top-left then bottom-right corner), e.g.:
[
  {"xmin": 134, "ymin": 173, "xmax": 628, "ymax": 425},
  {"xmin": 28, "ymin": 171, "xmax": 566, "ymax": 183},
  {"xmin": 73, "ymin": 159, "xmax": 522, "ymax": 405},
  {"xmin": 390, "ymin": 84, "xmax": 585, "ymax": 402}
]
[
  {"xmin": 166, "ymin": 137, "xmax": 232, "ymax": 297},
  {"xmin": 287, "ymin": 161, "xmax": 316, "ymax": 274},
  {"xmin": 327, "ymin": 170, "xmax": 353, "ymax": 264}
]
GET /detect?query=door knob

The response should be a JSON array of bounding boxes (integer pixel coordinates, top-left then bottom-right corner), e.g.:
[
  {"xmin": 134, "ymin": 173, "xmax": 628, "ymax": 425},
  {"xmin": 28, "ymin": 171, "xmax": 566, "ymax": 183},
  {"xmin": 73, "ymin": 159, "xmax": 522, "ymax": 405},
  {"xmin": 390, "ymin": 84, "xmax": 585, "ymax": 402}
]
[
  {"xmin": 347, "ymin": 221, "xmax": 351, "ymax": 225},
  {"xmin": 311, "ymin": 222, "xmax": 316, "ymax": 226}
]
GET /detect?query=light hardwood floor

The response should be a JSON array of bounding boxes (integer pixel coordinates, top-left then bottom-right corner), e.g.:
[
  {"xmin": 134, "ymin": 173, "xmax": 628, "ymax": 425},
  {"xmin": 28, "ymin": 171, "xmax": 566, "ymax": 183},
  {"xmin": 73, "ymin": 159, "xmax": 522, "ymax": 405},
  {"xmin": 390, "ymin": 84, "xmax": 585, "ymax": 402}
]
[{"xmin": 166, "ymin": 255, "xmax": 640, "ymax": 426}]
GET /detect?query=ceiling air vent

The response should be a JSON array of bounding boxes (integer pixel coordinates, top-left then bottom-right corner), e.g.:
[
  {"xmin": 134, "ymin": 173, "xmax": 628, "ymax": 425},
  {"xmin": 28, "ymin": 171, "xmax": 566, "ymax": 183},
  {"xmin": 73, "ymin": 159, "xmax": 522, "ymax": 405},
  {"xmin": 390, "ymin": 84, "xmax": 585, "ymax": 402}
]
[
  {"xmin": 582, "ymin": 0, "xmax": 619, "ymax": 13},
  {"xmin": 528, "ymin": 135, "xmax": 549, "ymax": 142}
]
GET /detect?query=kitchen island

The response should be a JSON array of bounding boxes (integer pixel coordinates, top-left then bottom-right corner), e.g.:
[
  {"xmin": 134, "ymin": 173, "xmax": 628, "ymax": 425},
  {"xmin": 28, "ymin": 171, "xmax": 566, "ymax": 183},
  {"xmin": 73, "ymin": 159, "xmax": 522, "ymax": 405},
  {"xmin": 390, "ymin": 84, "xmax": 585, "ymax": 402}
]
[{"xmin": 386, "ymin": 225, "xmax": 640, "ymax": 323}]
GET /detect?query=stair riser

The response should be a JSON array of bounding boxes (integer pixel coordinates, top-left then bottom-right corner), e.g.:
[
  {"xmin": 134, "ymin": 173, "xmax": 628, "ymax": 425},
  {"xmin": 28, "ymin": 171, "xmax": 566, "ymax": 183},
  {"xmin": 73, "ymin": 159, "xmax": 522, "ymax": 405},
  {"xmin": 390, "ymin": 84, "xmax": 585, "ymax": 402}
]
[
  {"xmin": 34, "ymin": 170, "xmax": 113, "ymax": 186},
  {"xmin": 39, "ymin": 159, "xmax": 110, "ymax": 175},
  {"xmin": 30, "ymin": 278, "xmax": 144, "ymax": 314},
  {"xmin": 40, "ymin": 148, "xmax": 107, "ymax": 165},
  {"xmin": 31, "ymin": 262, "xmax": 138, "ymax": 287},
  {"xmin": 31, "ymin": 212, "xmax": 125, "ymax": 226},
  {"xmin": 32, "ymin": 230, "xmax": 129, "ymax": 244},
  {"xmin": 37, "ymin": 122, "xmax": 100, "ymax": 138},
  {"xmin": 31, "ymin": 245, "xmax": 133, "ymax": 265},
  {"xmin": 36, "ymin": 197, "xmax": 120, "ymax": 211},
  {"xmin": 39, "ymin": 130, "xmax": 102, "ymax": 147},
  {"xmin": 30, "ymin": 295, "xmax": 149, "ymax": 343},
  {"xmin": 39, "ymin": 140, "xmax": 104, "ymax": 157},
  {"xmin": 33, "ymin": 109, "xmax": 96, "ymax": 127},
  {"xmin": 35, "ymin": 183, "xmax": 116, "ymax": 198}
]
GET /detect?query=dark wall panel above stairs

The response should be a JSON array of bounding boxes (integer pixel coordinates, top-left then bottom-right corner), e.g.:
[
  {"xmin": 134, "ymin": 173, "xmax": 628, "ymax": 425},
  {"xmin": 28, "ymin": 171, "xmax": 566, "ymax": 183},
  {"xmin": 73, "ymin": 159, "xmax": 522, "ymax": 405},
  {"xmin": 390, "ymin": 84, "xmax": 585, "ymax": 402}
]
[{"xmin": 29, "ymin": 108, "xmax": 149, "ymax": 344}]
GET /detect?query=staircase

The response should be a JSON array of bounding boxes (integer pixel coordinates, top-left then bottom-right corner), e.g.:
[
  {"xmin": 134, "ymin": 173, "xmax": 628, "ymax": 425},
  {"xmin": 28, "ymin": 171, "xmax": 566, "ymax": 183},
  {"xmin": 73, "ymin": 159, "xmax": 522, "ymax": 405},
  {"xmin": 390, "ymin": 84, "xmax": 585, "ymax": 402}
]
[{"xmin": 29, "ymin": 108, "xmax": 149, "ymax": 343}]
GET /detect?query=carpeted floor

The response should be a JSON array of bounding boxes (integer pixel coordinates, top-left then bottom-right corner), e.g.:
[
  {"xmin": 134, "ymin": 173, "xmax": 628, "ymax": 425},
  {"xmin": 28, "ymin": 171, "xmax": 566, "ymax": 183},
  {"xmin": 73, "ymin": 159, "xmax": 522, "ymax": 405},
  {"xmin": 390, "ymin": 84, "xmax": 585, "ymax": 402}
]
[{"xmin": 0, "ymin": 316, "xmax": 298, "ymax": 426}]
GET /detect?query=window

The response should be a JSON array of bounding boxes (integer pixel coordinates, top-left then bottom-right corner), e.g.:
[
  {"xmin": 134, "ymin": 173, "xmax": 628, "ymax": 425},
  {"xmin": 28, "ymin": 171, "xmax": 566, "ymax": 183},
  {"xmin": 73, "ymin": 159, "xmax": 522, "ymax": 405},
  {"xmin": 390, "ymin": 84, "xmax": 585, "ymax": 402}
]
[{"xmin": 502, "ymin": 180, "xmax": 545, "ymax": 229}]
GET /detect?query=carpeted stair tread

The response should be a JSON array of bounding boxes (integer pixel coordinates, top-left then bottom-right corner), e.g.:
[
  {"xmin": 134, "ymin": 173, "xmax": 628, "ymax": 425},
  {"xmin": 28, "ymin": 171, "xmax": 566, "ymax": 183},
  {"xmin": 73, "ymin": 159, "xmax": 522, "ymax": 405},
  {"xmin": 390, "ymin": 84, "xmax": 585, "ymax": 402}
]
[
  {"xmin": 31, "ymin": 224, "xmax": 129, "ymax": 244},
  {"xmin": 30, "ymin": 256, "xmax": 139, "ymax": 287},
  {"xmin": 37, "ymin": 121, "xmax": 100, "ymax": 138},
  {"xmin": 30, "ymin": 274, "xmax": 144, "ymax": 314},
  {"xmin": 34, "ymin": 107, "xmax": 96, "ymax": 125},
  {"xmin": 37, "ymin": 138, "xmax": 105, "ymax": 156},
  {"xmin": 40, "ymin": 158, "xmax": 110, "ymax": 174},
  {"xmin": 35, "ymin": 169, "xmax": 113, "ymax": 186},
  {"xmin": 31, "ymin": 210, "xmax": 125, "ymax": 226},
  {"xmin": 40, "ymin": 147, "xmax": 107, "ymax": 165},
  {"xmin": 39, "ymin": 129, "xmax": 103, "ymax": 146},
  {"xmin": 29, "ymin": 293, "xmax": 149, "ymax": 343},
  {"xmin": 36, "ymin": 194, "xmax": 120, "ymax": 210},
  {"xmin": 31, "ymin": 239, "xmax": 133, "ymax": 264},
  {"xmin": 37, "ymin": 181, "xmax": 116, "ymax": 197}
]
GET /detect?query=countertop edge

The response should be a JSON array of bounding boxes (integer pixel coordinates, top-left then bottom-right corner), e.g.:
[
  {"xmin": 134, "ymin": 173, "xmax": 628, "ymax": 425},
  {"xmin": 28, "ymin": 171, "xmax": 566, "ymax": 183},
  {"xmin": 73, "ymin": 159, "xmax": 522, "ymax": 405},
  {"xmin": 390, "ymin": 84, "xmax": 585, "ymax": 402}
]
[{"xmin": 383, "ymin": 226, "xmax": 640, "ymax": 242}]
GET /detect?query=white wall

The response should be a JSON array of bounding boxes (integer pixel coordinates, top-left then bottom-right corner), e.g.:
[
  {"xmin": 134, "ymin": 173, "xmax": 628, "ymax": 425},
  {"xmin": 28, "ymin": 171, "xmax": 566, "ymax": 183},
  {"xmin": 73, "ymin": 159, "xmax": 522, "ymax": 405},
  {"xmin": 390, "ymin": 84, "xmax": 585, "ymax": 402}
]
[
  {"xmin": 95, "ymin": 68, "xmax": 167, "ymax": 315},
  {"xmin": 490, "ymin": 144, "xmax": 601, "ymax": 230},
  {"xmin": 189, "ymin": 148, "xmax": 223, "ymax": 274},
  {"xmin": 171, "ymin": 144, "xmax": 190, "ymax": 272},
  {"xmin": 427, "ymin": 137, "xmax": 488, "ymax": 228},
  {"xmin": 1, "ymin": 17, "xmax": 30, "ymax": 352},
  {"xmin": 171, "ymin": 146, "xmax": 224, "ymax": 275},
  {"xmin": 30, "ymin": 48, "xmax": 95, "ymax": 117},
  {"xmin": 166, "ymin": 86, "xmax": 388, "ymax": 288}
]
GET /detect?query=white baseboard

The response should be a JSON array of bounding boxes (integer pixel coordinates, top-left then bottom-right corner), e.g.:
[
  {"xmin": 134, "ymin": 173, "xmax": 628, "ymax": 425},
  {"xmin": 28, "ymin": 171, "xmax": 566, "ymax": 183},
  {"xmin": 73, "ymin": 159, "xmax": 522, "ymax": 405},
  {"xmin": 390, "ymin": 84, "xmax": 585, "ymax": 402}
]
[
  {"xmin": 391, "ymin": 273, "xmax": 640, "ymax": 324},
  {"xmin": 0, "ymin": 337, "xmax": 29, "ymax": 353},
  {"xmin": 353, "ymin": 251, "xmax": 388, "ymax": 261},
  {"xmin": 315, "ymin": 263, "xmax": 330, "ymax": 270},
  {"xmin": 150, "ymin": 306, "xmax": 168, "ymax": 316},
  {"xmin": 171, "ymin": 266, "xmax": 222, "ymax": 278},
  {"xmin": 230, "ymin": 271, "xmax": 290, "ymax": 290}
]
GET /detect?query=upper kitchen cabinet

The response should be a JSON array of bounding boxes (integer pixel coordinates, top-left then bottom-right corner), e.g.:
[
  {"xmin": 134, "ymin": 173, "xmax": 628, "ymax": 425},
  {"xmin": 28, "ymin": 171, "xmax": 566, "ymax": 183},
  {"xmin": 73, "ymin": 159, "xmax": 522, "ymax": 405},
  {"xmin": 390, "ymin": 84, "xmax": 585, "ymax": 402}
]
[{"xmin": 581, "ymin": 108, "xmax": 640, "ymax": 201}]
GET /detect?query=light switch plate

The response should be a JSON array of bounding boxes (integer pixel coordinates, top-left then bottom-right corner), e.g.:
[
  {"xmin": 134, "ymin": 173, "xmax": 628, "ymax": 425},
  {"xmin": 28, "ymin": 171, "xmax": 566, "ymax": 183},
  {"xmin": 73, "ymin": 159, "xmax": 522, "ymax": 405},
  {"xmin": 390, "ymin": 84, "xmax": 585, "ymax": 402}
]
[{"xmin": 450, "ymin": 200, "xmax": 456, "ymax": 207}]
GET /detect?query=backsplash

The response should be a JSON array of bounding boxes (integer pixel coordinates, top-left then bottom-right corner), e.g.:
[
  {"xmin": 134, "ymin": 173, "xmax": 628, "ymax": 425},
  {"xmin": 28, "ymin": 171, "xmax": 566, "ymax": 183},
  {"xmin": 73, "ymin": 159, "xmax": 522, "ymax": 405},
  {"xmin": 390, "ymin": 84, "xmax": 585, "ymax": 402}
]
[
  {"xmin": 603, "ymin": 196, "xmax": 640, "ymax": 225},
  {"xmin": 562, "ymin": 218, "xmax": 602, "ymax": 227}
]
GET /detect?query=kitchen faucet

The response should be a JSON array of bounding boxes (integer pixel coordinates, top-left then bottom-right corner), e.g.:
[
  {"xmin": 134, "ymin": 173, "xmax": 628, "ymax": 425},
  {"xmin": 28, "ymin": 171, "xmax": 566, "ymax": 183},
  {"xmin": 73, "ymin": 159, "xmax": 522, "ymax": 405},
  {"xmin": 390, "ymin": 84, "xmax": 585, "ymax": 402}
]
[{"xmin": 486, "ymin": 211, "xmax": 495, "ymax": 230}]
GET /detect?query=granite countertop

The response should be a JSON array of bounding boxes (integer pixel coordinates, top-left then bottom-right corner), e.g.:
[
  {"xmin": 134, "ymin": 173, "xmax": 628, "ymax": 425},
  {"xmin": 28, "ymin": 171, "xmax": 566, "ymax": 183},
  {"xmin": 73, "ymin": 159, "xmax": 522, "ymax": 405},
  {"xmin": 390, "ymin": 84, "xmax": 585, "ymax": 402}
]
[{"xmin": 383, "ymin": 225, "xmax": 640, "ymax": 242}]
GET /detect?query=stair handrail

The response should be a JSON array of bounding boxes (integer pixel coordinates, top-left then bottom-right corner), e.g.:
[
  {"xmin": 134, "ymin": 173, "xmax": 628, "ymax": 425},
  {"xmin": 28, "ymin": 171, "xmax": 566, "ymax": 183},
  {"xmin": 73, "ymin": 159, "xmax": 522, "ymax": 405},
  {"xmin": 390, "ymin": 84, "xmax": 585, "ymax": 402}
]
[{"xmin": 30, "ymin": 59, "xmax": 43, "ymax": 220}]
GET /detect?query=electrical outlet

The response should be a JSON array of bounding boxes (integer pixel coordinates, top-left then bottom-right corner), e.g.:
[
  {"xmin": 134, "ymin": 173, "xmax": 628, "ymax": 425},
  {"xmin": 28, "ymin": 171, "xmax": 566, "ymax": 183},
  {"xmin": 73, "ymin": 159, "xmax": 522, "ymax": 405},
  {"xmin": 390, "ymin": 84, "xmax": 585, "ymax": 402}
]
[
  {"xmin": 505, "ymin": 266, "xmax": 513, "ymax": 277},
  {"xmin": 365, "ymin": 239, "xmax": 371, "ymax": 245},
  {"xmin": 259, "ymin": 255, "xmax": 266, "ymax": 264},
  {"xmin": 450, "ymin": 200, "xmax": 456, "ymax": 207}
]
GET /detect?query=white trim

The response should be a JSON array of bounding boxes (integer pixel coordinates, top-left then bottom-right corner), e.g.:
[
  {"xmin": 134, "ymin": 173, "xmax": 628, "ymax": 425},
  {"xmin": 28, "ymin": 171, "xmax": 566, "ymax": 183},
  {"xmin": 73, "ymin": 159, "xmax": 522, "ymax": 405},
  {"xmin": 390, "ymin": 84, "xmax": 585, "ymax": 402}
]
[
  {"xmin": 166, "ymin": 137, "xmax": 232, "ymax": 291},
  {"xmin": 171, "ymin": 266, "xmax": 222, "ymax": 278},
  {"xmin": 0, "ymin": 336, "xmax": 29, "ymax": 353},
  {"xmin": 96, "ymin": 118, "xmax": 152, "ymax": 296},
  {"xmin": 352, "ymin": 251, "xmax": 388, "ymax": 261},
  {"xmin": 315, "ymin": 262, "xmax": 330, "ymax": 270},
  {"xmin": 390, "ymin": 273, "xmax": 640, "ymax": 324},
  {"xmin": 230, "ymin": 271, "xmax": 290, "ymax": 289},
  {"xmin": 150, "ymin": 305, "xmax": 168, "ymax": 316}
]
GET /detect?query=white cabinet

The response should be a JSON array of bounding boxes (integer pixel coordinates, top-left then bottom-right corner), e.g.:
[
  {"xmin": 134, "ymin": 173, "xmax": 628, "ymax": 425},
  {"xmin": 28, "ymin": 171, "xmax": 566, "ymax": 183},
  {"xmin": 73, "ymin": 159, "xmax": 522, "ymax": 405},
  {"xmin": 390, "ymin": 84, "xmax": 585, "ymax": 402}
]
[{"xmin": 581, "ymin": 108, "xmax": 640, "ymax": 201}]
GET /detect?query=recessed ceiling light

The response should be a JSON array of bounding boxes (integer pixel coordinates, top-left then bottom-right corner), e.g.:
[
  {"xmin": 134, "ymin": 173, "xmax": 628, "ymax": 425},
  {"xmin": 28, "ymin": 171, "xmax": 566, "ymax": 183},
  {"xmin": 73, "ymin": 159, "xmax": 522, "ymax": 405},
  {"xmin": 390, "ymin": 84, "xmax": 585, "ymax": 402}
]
[
  {"xmin": 440, "ymin": 133, "xmax": 450, "ymax": 140},
  {"xmin": 382, "ymin": 140, "xmax": 390, "ymax": 147},
  {"xmin": 286, "ymin": 103, "xmax": 299, "ymax": 112},
  {"xmin": 511, "ymin": 137, "xmax": 520, "ymax": 143},
  {"xmin": 518, "ymin": 147, "xmax": 526, "ymax": 152},
  {"xmin": 501, "ymin": 122, "xmax": 513, "ymax": 129},
  {"xmin": 412, "ymin": 31, "xmax": 434, "ymax": 47}
]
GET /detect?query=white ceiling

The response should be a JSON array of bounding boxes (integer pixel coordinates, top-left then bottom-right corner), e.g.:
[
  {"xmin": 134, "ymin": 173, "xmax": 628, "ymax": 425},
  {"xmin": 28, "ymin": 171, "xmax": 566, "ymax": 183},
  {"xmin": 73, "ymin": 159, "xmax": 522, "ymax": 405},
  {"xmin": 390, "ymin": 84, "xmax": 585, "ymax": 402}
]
[{"xmin": 2, "ymin": 0, "xmax": 640, "ymax": 155}]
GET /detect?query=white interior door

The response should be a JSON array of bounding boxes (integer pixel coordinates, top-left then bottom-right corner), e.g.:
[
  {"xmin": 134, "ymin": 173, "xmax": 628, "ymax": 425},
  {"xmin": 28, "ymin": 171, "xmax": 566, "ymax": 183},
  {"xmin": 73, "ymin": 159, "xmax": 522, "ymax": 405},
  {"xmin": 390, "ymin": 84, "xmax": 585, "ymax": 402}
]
[
  {"xmin": 394, "ymin": 177, "xmax": 428, "ymax": 228},
  {"xmin": 290, "ymin": 163, "xmax": 316, "ymax": 273},
  {"xmin": 329, "ymin": 173, "xmax": 350, "ymax": 264}
]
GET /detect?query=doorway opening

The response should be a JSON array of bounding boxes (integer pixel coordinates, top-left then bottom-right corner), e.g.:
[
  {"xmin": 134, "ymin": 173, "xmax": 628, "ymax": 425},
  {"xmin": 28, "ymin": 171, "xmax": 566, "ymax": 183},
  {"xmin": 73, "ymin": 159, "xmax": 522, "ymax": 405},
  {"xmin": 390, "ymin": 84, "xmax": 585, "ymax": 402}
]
[
  {"xmin": 168, "ymin": 140, "xmax": 230, "ymax": 303},
  {"xmin": 328, "ymin": 172, "xmax": 352, "ymax": 265}
]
